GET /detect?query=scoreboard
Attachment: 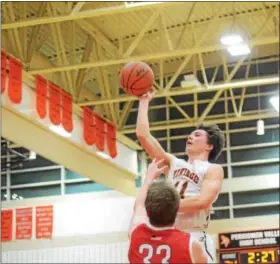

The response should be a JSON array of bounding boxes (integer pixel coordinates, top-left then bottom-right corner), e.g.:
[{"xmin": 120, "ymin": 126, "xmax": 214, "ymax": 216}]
[{"xmin": 218, "ymin": 228, "xmax": 280, "ymax": 264}]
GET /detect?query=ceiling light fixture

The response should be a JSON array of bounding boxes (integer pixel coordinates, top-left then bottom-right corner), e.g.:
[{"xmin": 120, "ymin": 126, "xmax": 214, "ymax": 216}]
[
  {"xmin": 227, "ymin": 44, "xmax": 251, "ymax": 56},
  {"xmin": 220, "ymin": 34, "xmax": 243, "ymax": 46},
  {"xmin": 270, "ymin": 96, "xmax": 279, "ymax": 112},
  {"xmin": 257, "ymin": 119, "xmax": 265, "ymax": 136}
]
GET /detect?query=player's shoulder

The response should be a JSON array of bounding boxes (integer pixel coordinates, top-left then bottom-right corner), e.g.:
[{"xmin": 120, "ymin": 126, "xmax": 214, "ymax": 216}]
[
  {"xmin": 206, "ymin": 162, "xmax": 224, "ymax": 178},
  {"xmin": 208, "ymin": 162, "xmax": 223, "ymax": 170},
  {"xmin": 169, "ymin": 229, "xmax": 191, "ymax": 247},
  {"xmin": 172, "ymin": 228, "xmax": 191, "ymax": 239},
  {"xmin": 130, "ymin": 223, "xmax": 147, "ymax": 237},
  {"xmin": 207, "ymin": 162, "xmax": 222, "ymax": 171},
  {"xmin": 169, "ymin": 154, "xmax": 187, "ymax": 164}
]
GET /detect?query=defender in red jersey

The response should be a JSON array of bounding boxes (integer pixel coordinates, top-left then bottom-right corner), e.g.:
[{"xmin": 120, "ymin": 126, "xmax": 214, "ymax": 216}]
[{"xmin": 128, "ymin": 159, "xmax": 207, "ymax": 264}]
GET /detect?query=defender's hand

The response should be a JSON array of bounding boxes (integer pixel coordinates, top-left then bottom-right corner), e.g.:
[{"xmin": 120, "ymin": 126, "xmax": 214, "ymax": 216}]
[{"xmin": 145, "ymin": 159, "xmax": 167, "ymax": 183}]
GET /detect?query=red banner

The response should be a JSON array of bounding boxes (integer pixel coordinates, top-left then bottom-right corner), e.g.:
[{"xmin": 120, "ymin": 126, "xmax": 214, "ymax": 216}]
[
  {"xmin": 1, "ymin": 210, "xmax": 13, "ymax": 242},
  {"xmin": 83, "ymin": 107, "xmax": 96, "ymax": 145},
  {"xmin": 35, "ymin": 75, "xmax": 48, "ymax": 119},
  {"xmin": 61, "ymin": 90, "xmax": 73, "ymax": 133},
  {"xmin": 1, "ymin": 49, "xmax": 7, "ymax": 94},
  {"xmin": 106, "ymin": 122, "xmax": 117, "ymax": 158},
  {"xmin": 49, "ymin": 82, "xmax": 61, "ymax": 125},
  {"xmin": 8, "ymin": 56, "xmax": 22, "ymax": 104},
  {"xmin": 36, "ymin": 205, "xmax": 53, "ymax": 239},
  {"xmin": 16, "ymin": 207, "xmax": 33, "ymax": 240},
  {"xmin": 95, "ymin": 114, "xmax": 105, "ymax": 151}
]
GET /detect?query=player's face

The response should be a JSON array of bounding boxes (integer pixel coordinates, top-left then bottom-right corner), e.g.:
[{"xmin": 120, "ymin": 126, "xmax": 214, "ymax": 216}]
[{"xmin": 185, "ymin": 129, "xmax": 213, "ymax": 154}]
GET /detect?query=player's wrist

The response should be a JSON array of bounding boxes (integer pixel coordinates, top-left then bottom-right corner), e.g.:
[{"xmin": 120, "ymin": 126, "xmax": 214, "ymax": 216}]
[
  {"xmin": 144, "ymin": 173, "xmax": 155, "ymax": 185},
  {"xmin": 139, "ymin": 100, "xmax": 150, "ymax": 107}
]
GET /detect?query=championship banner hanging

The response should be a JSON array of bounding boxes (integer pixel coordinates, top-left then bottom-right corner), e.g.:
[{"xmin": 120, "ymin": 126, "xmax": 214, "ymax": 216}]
[
  {"xmin": 1, "ymin": 210, "xmax": 13, "ymax": 242},
  {"xmin": 36, "ymin": 205, "xmax": 53, "ymax": 239},
  {"xmin": 106, "ymin": 121, "xmax": 117, "ymax": 158},
  {"xmin": 49, "ymin": 82, "xmax": 62, "ymax": 125},
  {"xmin": 95, "ymin": 113, "xmax": 105, "ymax": 151},
  {"xmin": 61, "ymin": 90, "xmax": 73, "ymax": 133},
  {"xmin": 8, "ymin": 56, "xmax": 22, "ymax": 104},
  {"xmin": 35, "ymin": 75, "xmax": 48, "ymax": 119},
  {"xmin": 16, "ymin": 207, "xmax": 33, "ymax": 240},
  {"xmin": 83, "ymin": 107, "xmax": 96, "ymax": 145},
  {"xmin": 1, "ymin": 49, "xmax": 7, "ymax": 94}
]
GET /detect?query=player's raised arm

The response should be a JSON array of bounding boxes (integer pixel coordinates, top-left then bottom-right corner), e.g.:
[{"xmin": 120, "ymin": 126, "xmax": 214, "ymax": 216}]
[
  {"xmin": 136, "ymin": 91, "xmax": 172, "ymax": 166},
  {"xmin": 179, "ymin": 164, "xmax": 224, "ymax": 213},
  {"xmin": 129, "ymin": 159, "xmax": 167, "ymax": 236},
  {"xmin": 191, "ymin": 238, "xmax": 208, "ymax": 263}
]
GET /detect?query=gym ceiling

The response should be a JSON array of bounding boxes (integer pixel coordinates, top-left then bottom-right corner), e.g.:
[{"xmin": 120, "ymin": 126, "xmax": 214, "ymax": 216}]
[{"xmin": 1, "ymin": 1, "xmax": 279, "ymax": 154}]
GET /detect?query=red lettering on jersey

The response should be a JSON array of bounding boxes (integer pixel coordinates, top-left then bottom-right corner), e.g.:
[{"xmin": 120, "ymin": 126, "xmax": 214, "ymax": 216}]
[{"xmin": 173, "ymin": 168, "xmax": 199, "ymax": 184}]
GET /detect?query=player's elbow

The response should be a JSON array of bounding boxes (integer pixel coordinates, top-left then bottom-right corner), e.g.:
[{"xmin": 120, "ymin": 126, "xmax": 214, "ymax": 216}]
[
  {"xmin": 136, "ymin": 131, "xmax": 151, "ymax": 143},
  {"xmin": 200, "ymin": 198, "xmax": 213, "ymax": 210}
]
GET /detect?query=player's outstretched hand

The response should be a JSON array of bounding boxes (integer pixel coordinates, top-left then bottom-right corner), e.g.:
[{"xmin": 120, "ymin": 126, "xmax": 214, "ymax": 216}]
[
  {"xmin": 145, "ymin": 159, "xmax": 167, "ymax": 183},
  {"xmin": 139, "ymin": 91, "xmax": 155, "ymax": 103}
]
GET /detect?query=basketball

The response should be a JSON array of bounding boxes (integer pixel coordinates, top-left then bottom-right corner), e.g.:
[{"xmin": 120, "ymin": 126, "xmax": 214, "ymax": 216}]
[{"xmin": 120, "ymin": 61, "xmax": 154, "ymax": 97}]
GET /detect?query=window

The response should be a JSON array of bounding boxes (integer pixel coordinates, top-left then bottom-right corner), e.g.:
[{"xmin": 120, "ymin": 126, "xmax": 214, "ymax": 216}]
[
  {"xmin": 223, "ymin": 167, "xmax": 229, "ymax": 179},
  {"xmin": 65, "ymin": 182, "xmax": 111, "ymax": 195},
  {"xmin": 11, "ymin": 169, "xmax": 61, "ymax": 185},
  {"xmin": 198, "ymin": 102, "xmax": 225, "ymax": 116},
  {"xmin": 234, "ymin": 205, "xmax": 279, "ymax": 218},
  {"xmin": 1, "ymin": 175, "xmax": 7, "ymax": 187},
  {"xmin": 135, "ymin": 178, "xmax": 141, "ymax": 187},
  {"xmin": 171, "ymin": 139, "xmax": 186, "ymax": 153},
  {"xmin": 231, "ymin": 146, "xmax": 279, "ymax": 163},
  {"xmin": 211, "ymin": 209, "xmax": 230, "ymax": 220},
  {"xmin": 233, "ymin": 189, "xmax": 279, "ymax": 205},
  {"xmin": 213, "ymin": 193, "xmax": 229, "ymax": 207},
  {"xmin": 65, "ymin": 169, "xmax": 84, "ymax": 180},
  {"xmin": 1, "ymin": 190, "xmax": 7, "ymax": 201},
  {"xmin": 12, "ymin": 185, "xmax": 61, "ymax": 199},
  {"xmin": 230, "ymin": 128, "xmax": 279, "ymax": 146},
  {"xmin": 232, "ymin": 162, "xmax": 279, "ymax": 177},
  {"xmin": 11, "ymin": 154, "xmax": 57, "ymax": 170},
  {"xmin": 216, "ymin": 151, "xmax": 227, "ymax": 164}
]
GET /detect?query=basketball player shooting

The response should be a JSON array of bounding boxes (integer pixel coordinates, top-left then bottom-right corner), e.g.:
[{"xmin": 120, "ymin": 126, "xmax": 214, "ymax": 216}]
[
  {"xmin": 136, "ymin": 91, "xmax": 225, "ymax": 263},
  {"xmin": 128, "ymin": 159, "xmax": 207, "ymax": 264}
]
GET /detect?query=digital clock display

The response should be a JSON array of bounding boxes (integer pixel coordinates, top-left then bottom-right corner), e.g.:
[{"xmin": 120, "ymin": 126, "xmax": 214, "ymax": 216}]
[
  {"xmin": 240, "ymin": 249, "xmax": 279, "ymax": 264},
  {"xmin": 219, "ymin": 228, "xmax": 280, "ymax": 264},
  {"xmin": 220, "ymin": 248, "xmax": 279, "ymax": 264}
]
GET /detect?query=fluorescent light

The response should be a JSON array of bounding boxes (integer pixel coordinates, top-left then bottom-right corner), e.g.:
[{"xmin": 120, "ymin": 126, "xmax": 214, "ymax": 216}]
[
  {"xmin": 208, "ymin": 76, "xmax": 279, "ymax": 90},
  {"xmin": 257, "ymin": 119, "xmax": 265, "ymax": 135},
  {"xmin": 220, "ymin": 34, "xmax": 243, "ymax": 46},
  {"xmin": 270, "ymin": 96, "xmax": 279, "ymax": 112},
  {"xmin": 49, "ymin": 125, "xmax": 71, "ymax": 138},
  {"xmin": 96, "ymin": 151, "xmax": 111, "ymax": 160},
  {"xmin": 29, "ymin": 151, "xmax": 36, "ymax": 160},
  {"xmin": 227, "ymin": 44, "xmax": 251, "ymax": 56}
]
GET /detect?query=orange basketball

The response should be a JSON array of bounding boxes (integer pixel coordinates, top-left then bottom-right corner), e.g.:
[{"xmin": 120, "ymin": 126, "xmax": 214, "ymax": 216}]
[{"xmin": 120, "ymin": 61, "xmax": 154, "ymax": 96}]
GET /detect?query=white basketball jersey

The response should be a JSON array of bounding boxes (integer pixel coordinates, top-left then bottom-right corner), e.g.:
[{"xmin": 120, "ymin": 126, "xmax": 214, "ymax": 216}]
[{"xmin": 167, "ymin": 156, "xmax": 211, "ymax": 231}]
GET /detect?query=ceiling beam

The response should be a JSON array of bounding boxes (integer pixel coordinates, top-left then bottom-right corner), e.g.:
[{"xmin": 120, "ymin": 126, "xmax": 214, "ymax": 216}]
[
  {"xmin": 28, "ymin": 36, "xmax": 279, "ymax": 74},
  {"xmin": 2, "ymin": 106, "xmax": 136, "ymax": 196},
  {"xmin": 77, "ymin": 75, "xmax": 279, "ymax": 106},
  {"xmin": 2, "ymin": 2, "xmax": 180, "ymax": 30},
  {"xmin": 121, "ymin": 112, "xmax": 279, "ymax": 134}
]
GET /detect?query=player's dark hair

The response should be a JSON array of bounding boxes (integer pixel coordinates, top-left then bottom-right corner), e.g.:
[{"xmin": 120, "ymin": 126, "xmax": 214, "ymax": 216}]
[
  {"xmin": 197, "ymin": 123, "xmax": 225, "ymax": 161},
  {"xmin": 145, "ymin": 181, "xmax": 180, "ymax": 227}
]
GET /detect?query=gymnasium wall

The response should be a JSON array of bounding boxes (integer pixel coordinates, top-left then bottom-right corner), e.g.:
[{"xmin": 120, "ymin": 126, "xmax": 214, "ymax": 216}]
[{"xmin": 1, "ymin": 188, "xmax": 279, "ymax": 261}]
